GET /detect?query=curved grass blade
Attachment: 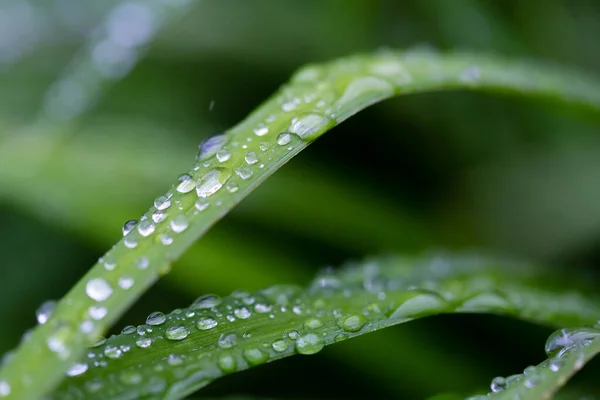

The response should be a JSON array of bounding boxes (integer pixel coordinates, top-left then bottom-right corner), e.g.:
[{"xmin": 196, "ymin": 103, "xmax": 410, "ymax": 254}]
[
  {"xmin": 472, "ymin": 326, "xmax": 600, "ymax": 400},
  {"xmin": 3, "ymin": 49, "xmax": 600, "ymax": 399},
  {"xmin": 49, "ymin": 253, "xmax": 600, "ymax": 400}
]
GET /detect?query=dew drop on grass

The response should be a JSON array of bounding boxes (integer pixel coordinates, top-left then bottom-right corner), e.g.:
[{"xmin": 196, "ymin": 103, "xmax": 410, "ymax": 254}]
[
  {"xmin": 136, "ymin": 337, "xmax": 152, "ymax": 348},
  {"xmin": 36, "ymin": 300, "xmax": 56, "ymax": 324},
  {"xmin": 243, "ymin": 348, "xmax": 268, "ymax": 365},
  {"xmin": 104, "ymin": 345, "xmax": 122, "ymax": 359},
  {"xmin": 337, "ymin": 314, "xmax": 367, "ymax": 332},
  {"xmin": 191, "ymin": 294, "xmax": 222, "ymax": 309},
  {"xmin": 218, "ymin": 333, "xmax": 238, "ymax": 349},
  {"xmin": 303, "ymin": 318, "xmax": 323, "ymax": 330},
  {"xmin": 276, "ymin": 133, "xmax": 292, "ymax": 146},
  {"xmin": 288, "ymin": 330, "xmax": 300, "ymax": 340},
  {"xmin": 198, "ymin": 134, "xmax": 227, "ymax": 161},
  {"xmin": 0, "ymin": 381, "xmax": 10, "ymax": 397},
  {"xmin": 137, "ymin": 220, "xmax": 155, "ymax": 237},
  {"xmin": 460, "ymin": 65, "xmax": 481, "ymax": 83},
  {"xmin": 176, "ymin": 174, "xmax": 195, "ymax": 193},
  {"xmin": 136, "ymin": 256, "xmax": 149, "ymax": 270},
  {"xmin": 118, "ymin": 276, "xmax": 134, "ymax": 290},
  {"xmin": 121, "ymin": 325, "xmax": 136, "ymax": 334},
  {"xmin": 253, "ymin": 124, "xmax": 269, "ymax": 137},
  {"xmin": 296, "ymin": 333, "xmax": 324, "ymax": 355},
  {"xmin": 88, "ymin": 306, "xmax": 107, "ymax": 320},
  {"xmin": 146, "ymin": 312, "xmax": 166, "ymax": 326},
  {"xmin": 226, "ymin": 182, "xmax": 239, "ymax": 193},
  {"xmin": 154, "ymin": 195, "xmax": 171, "ymax": 210},
  {"xmin": 216, "ymin": 148, "xmax": 231, "ymax": 162},
  {"xmin": 235, "ymin": 167, "xmax": 253, "ymax": 180},
  {"xmin": 259, "ymin": 142, "xmax": 269, "ymax": 151},
  {"xmin": 124, "ymin": 236, "xmax": 138, "ymax": 249},
  {"xmin": 196, "ymin": 168, "xmax": 231, "ymax": 198},
  {"xmin": 490, "ymin": 376, "xmax": 507, "ymax": 392},
  {"xmin": 86, "ymin": 278, "xmax": 113, "ymax": 302},
  {"xmin": 194, "ymin": 200, "xmax": 209, "ymax": 212},
  {"xmin": 197, "ymin": 317, "xmax": 218, "ymax": 330},
  {"xmin": 165, "ymin": 325, "xmax": 189, "ymax": 341},
  {"xmin": 234, "ymin": 307, "xmax": 251, "ymax": 319},
  {"xmin": 388, "ymin": 291, "xmax": 448, "ymax": 320},
  {"xmin": 120, "ymin": 371, "xmax": 142, "ymax": 385},
  {"xmin": 549, "ymin": 357, "xmax": 564, "ymax": 372},
  {"xmin": 66, "ymin": 363, "xmax": 88, "ymax": 377},
  {"xmin": 122, "ymin": 220, "xmax": 137, "ymax": 236},
  {"xmin": 545, "ymin": 327, "xmax": 600, "ymax": 355},
  {"xmin": 272, "ymin": 339, "xmax": 288, "ymax": 352},
  {"xmin": 152, "ymin": 211, "xmax": 166, "ymax": 224},
  {"xmin": 244, "ymin": 151, "xmax": 258, "ymax": 165},
  {"xmin": 170, "ymin": 214, "xmax": 189, "ymax": 233},
  {"xmin": 288, "ymin": 112, "xmax": 330, "ymax": 141},
  {"xmin": 218, "ymin": 353, "xmax": 237, "ymax": 373}
]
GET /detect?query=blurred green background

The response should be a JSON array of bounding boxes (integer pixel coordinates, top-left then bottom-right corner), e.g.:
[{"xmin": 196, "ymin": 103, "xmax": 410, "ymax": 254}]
[{"xmin": 1, "ymin": 0, "xmax": 600, "ymax": 398}]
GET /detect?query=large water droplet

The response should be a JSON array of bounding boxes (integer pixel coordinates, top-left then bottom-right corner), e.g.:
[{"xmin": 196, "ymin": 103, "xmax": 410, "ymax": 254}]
[
  {"xmin": 272, "ymin": 339, "xmax": 288, "ymax": 353},
  {"xmin": 337, "ymin": 314, "xmax": 367, "ymax": 333},
  {"xmin": 0, "ymin": 381, "xmax": 10, "ymax": 397},
  {"xmin": 165, "ymin": 325, "xmax": 189, "ymax": 341},
  {"xmin": 146, "ymin": 312, "xmax": 166, "ymax": 326},
  {"xmin": 122, "ymin": 220, "xmax": 137, "ymax": 236},
  {"xmin": 137, "ymin": 220, "xmax": 155, "ymax": 237},
  {"xmin": 218, "ymin": 333, "xmax": 238, "ymax": 349},
  {"xmin": 66, "ymin": 363, "xmax": 89, "ymax": 377},
  {"xmin": 197, "ymin": 317, "xmax": 218, "ymax": 330},
  {"xmin": 176, "ymin": 174, "xmax": 196, "ymax": 193},
  {"xmin": 276, "ymin": 133, "xmax": 292, "ymax": 146},
  {"xmin": 124, "ymin": 236, "xmax": 138, "ymax": 249},
  {"xmin": 288, "ymin": 113, "xmax": 330, "ymax": 141},
  {"xmin": 235, "ymin": 167, "xmax": 253, "ymax": 180},
  {"xmin": 136, "ymin": 337, "xmax": 152, "ymax": 348},
  {"xmin": 304, "ymin": 318, "xmax": 323, "ymax": 330},
  {"xmin": 545, "ymin": 327, "xmax": 600, "ymax": 356},
  {"xmin": 243, "ymin": 348, "xmax": 268, "ymax": 365},
  {"xmin": 118, "ymin": 276, "xmax": 134, "ymax": 290},
  {"xmin": 170, "ymin": 214, "xmax": 189, "ymax": 233},
  {"xmin": 191, "ymin": 294, "xmax": 222, "ymax": 309},
  {"xmin": 198, "ymin": 134, "xmax": 227, "ymax": 160},
  {"xmin": 216, "ymin": 148, "xmax": 231, "ymax": 163},
  {"xmin": 218, "ymin": 353, "xmax": 237, "ymax": 373},
  {"xmin": 296, "ymin": 333, "xmax": 324, "ymax": 355},
  {"xmin": 234, "ymin": 307, "xmax": 251, "ymax": 319},
  {"xmin": 121, "ymin": 325, "xmax": 136, "ymax": 335},
  {"xmin": 490, "ymin": 376, "xmax": 507, "ymax": 392},
  {"xmin": 36, "ymin": 300, "xmax": 56, "ymax": 324},
  {"xmin": 388, "ymin": 291, "xmax": 448, "ymax": 321},
  {"xmin": 244, "ymin": 152, "xmax": 258, "ymax": 165},
  {"xmin": 86, "ymin": 278, "xmax": 113, "ymax": 302},
  {"xmin": 154, "ymin": 195, "xmax": 171, "ymax": 211},
  {"xmin": 196, "ymin": 168, "xmax": 231, "ymax": 198},
  {"xmin": 334, "ymin": 76, "xmax": 394, "ymax": 122}
]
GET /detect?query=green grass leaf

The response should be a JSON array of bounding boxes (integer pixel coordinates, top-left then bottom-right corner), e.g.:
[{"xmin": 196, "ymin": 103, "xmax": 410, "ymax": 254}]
[
  {"xmin": 49, "ymin": 253, "xmax": 600, "ymax": 399},
  {"xmin": 2, "ymin": 49, "xmax": 600, "ymax": 399}
]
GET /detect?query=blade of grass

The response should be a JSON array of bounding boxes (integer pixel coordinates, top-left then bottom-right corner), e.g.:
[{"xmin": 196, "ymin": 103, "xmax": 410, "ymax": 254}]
[
  {"xmin": 2, "ymin": 49, "xmax": 600, "ymax": 399},
  {"xmin": 49, "ymin": 253, "xmax": 600, "ymax": 399}
]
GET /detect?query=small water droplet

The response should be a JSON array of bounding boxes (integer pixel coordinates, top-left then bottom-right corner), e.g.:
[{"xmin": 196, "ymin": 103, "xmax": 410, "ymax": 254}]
[
  {"xmin": 259, "ymin": 142, "xmax": 269, "ymax": 151},
  {"xmin": 272, "ymin": 339, "xmax": 288, "ymax": 352},
  {"xmin": 136, "ymin": 256, "xmax": 149, "ymax": 270},
  {"xmin": 296, "ymin": 333, "xmax": 324, "ymax": 355},
  {"xmin": 304, "ymin": 318, "xmax": 323, "ymax": 330},
  {"xmin": 337, "ymin": 314, "xmax": 367, "ymax": 332},
  {"xmin": 118, "ymin": 276, "xmax": 134, "ymax": 290},
  {"xmin": 167, "ymin": 354, "xmax": 183, "ymax": 366},
  {"xmin": 154, "ymin": 195, "xmax": 171, "ymax": 211},
  {"xmin": 288, "ymin": 113, "xmax": 330, "ymax": 141},
  {"xmin": 276, "ymin": 133, "xmax": 292, "ymax": 146},
  {"xmin": 0, "ymin": 381, "xmax": 10, "ymax": 397},
  {"xmin": 121, "ymin": 325, "xmax": 136, "ymax": 335},
  {"xmin": 86, "ymin": 278, "xmax": 113, "ymax": 302},
  {"xmin": 136, "ymin": 337, "xmax": 152, "ymax": 348},
  {"xmin": 226, "ymin": 182, "xmax": 239, "ymax": 193},
  {"xmin": 191, "ymin": 294, "xmax": 222, "ymax": 309},
  {"xmin": 146, "ymin": 312, "xmax": 166, "ymax": 326},
  {"xmin": 218, "ymin": 353, "xmax": 237, "ymax": 373},
  {"xmin": 36, "ymin": 300, "xmax": 56, "ymax": 324},
  {"xmin": 170, "ymin": 214, "xmax": 189, "ymax": 233},
  {"xmin": 159, "ymin": 234, "xmax": 173, "ymax": 245},
  {"xmin": 120, "ymin": 370, "xmax": 142, "ymax": 385},
  {"xmin": 254, "ymin": 303, "xmax": 272, "ymax": 313},
  {"xmin": 165, "ymin": 325, "xmax": 189, "ymax": 340},
  {"xmin": 66, "ymin": 363, "xmax": 88, "ymax": 377},
  {"xmin": 196, "ymin": 168, "xmax": 231, "ymax": 198},
  {"xmin": 197, "ymin": 317, "xmax": 218, "ymax": 330},
  {"xmin": 216, "ymin": 148, "xmax": 231, "ymax": 163},
  {"xmin": 490, "ymin": 376, "xmax": 507, "ymax": 392},
  {"xmin": 254, "ymin": 124, "xmax": 269, "ymax": 137},
  {"xmin": 124, "ymin": 236, "xmax": 138, "ymax": 249},
  {"xmin": 152, "ymin": 211, "xmax": 166, "ymax": 224},
  {"xmin": 88, "ymin": 306, "xmax": 107, "ymax": 320},
  {"xmin": 234, "ymin": 307, "xmax": 251, "ymax": 319},
  {"xmin": 460, "ymin": 65, "xmax": 481, "ymax": 83},
  {"xmin": 194, "ymin": 200, "xmax": 209, "ymax": 212},
  {"xmin": 122, "ymin": 220, "xmax": 137, "ymax": 236},
  {"xmin": 549, "ymin": 357, "xmax": 563, "ymax": 372},
  {"xmin": 288, "ymin": 330, "xmax": 300, "ymax": 340},
  {"xmin": 243, "ymin": 348, "xmax": 268, "ymax": 365},
  {"xmin": 104, "ymin": 345, "xmax": 122, "ymax": 359},
  {"xmin": 218, "ymin": 333, "xmax": 238, "ymax": 349},
  {"xmin": 235, "ymin": 167, "xmax": 253, "ymax": 180},
  {"xmin": 176, "ymin": 174, "xmax": 196, "ymax": 193},
  {"xmin": 136, "ymin": 220, "xmax": 155, "ymax": 237},
  {"xmin": 244, "ymin": 151, "xmax": 258, "ymax": 165},
  {"xmin": 198, "ymin": 134, "xmax": 227, "ymax": 160}
]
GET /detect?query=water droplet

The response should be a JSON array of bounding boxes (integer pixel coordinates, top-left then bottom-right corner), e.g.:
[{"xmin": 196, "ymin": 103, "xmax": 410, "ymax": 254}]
[
  {"xmin": 334, "ymin": 76, "xmax": 394, "ymax": 122},
  {"xmin": 276, "ymin": 133, "xmax": 292, "ymax": 146},
  {"xmin": 460, "ymin": 65, "xmax": 481, "ymax": 83},
  {"xmin": 118, "ymin": 276, "xmax": 134, "ymax": 290},
  {"xmin": 545, "ymin": 327, "xmax": 600, "ymax": 356},
  {"xmin": 235, "ymin": 167, "xmax": 253, "ymax": 180},
  {"xmin": 36, "ymin": 300, "xmax": 56, "ymax": 324},
  {"xmin": 304, "ymin": 318, "xmax": 323, "ymax": 330},
  {"xmin": 176, "ymin": 174, "xmax": 195, "ymax": 193},
  {"xmin": 136, "ymin": 256, "xmax": 149, "ymax": 270},
  {"xmin": 218, "ymin": 353, "xmax": 237, "ymax": 373},
  {"xmin": 103, "ymin": 259, "xmax": 116, "ymax": 271},
  {"xmin": 0, "ymin": 381, "xmax": 10, "ymax": 397},
  {"xmin": 196, "ymin": 168, "xmax": 231, "ymax": 198},
  {"xmin": 137, "ymin": 220, "xmax": 155, "ymax": 237},
  {"xmin": 226, "ymin": 182, "xmax": 239, "ymax": 193},
  {"xmin": 288, "ymin": 330, "xmax": 300, "ymax": 340},
  {"xmin": 549, "ymin": 358, "xmax": 563, "ymax": 372},
  {"xmin": 218, "ymin": 333, "xmax": 238, "ymax": 349},
  {"xmin": 167, "ymin": 354, "xmax": 183, "ymax": 366},
  {"xmin": 460, "ymin": 291, "xmax": 511, "ymax": 312},
  {"xmin": 120, "ymin": 370, "xmax": 142, "ymax": 385},
  {"xmin": 86, "ymin": 278, "xmax": 113, "ymax": 302},
  {"xmin": 84, "ymin": 379, "xmax": 103, "ymax": 393},
  {"xmin": 216, "ymin": 148, "xmax": 231, "ymax": 163},
  {"xmin": 296, "ymin": 333, "xmax": 324, "ymax": 355},
  {"xmin": 194, "ymin": 200, "xmax": 210, "ymax": 212},
  {"xmin": 288, "ymin": 113, "xmax": 330, "ymax": 141},
  {"xmin": 170, "ymin": 214, "xmax": 189, "ymax": 233},
  {"xmin": 165, "ymin": 325, "xmax": 189, "ymax": 340},
  {"xmin": 490, "ymin": 376, "xmax": 507, "ymax": 392},
  {"xmin": 122, "ymin": 220, "xmax": 137, "ymax": 236},
  {"xmin": 281, "ymin": 99, "xmax": 297, "ymax": 112},
  {"xmin": 254, "ymin": 303, "xmax": 272, "ymax": 313},
  {"xmin": 243, "ymin": 348, "xmax": 268, "ymax": 365},
  {"xmin": 388, "ymin": 291, "xmax": 448, "ymax": 320},
  {"xmin": 259, "ymin": 142, "xmax": 269, "ymax": 151},
  {"xmin": 197, "ymin": 317, "xmax": 218, "ymax": 330},
  {"xmin": 254, "ymin": 124, "xmax": 269, "ymax": 137},
  {"xmin": 152, "ymin": 211, "xmax": 167, "ymax": 224},
  {"xmin": 234, "ymin": 307, "xmax": 251, "ymax": 319},
  {"xmin": 159, "ymin": 234, "xmax": 173, "ymax": 245},
  {"xmin": 136, "ymin": 337, "xmax": 152, "ymax": 348},
  {"xmin": 79, "ymin": 320, "xmax": 94, "ymax": 334},
  {"xmin": 191, "ymin": 294, "xmax": 222, "ymax": 309},
  {"xmin": 121, "ymin": 325, "xmax": 136, "ymax": 334},
  {"xmin": 272, "ymin": 339, "xmax": 288, "ymax": 352},
  {"xmin": 337, "ymin": 314, "xmax": 367, "ymax": 333},
  {"xmin": 146, "ymin": 312, "xmax": 166, "ymax": 326},
  {"xmin": 244, "ymin": 151, "xmax": 258, "ymax": 165},
  {"xmin": 88, "ymin": 306, "xmax": 107, "ymax": 320},
  {"xmin": 198, "ymin": 134, "xmax": 227, "ymax": 160},
  {"xmin": 66, "ymin": 363, "xmax": 88, "ymax": 377},
  {"xmin": 154, "ymin": 195, "xmax": 171, "ymax": 210},
  {"xmin": 104, "ymin": 345, "xmax": 122, "ymax": 359}
]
